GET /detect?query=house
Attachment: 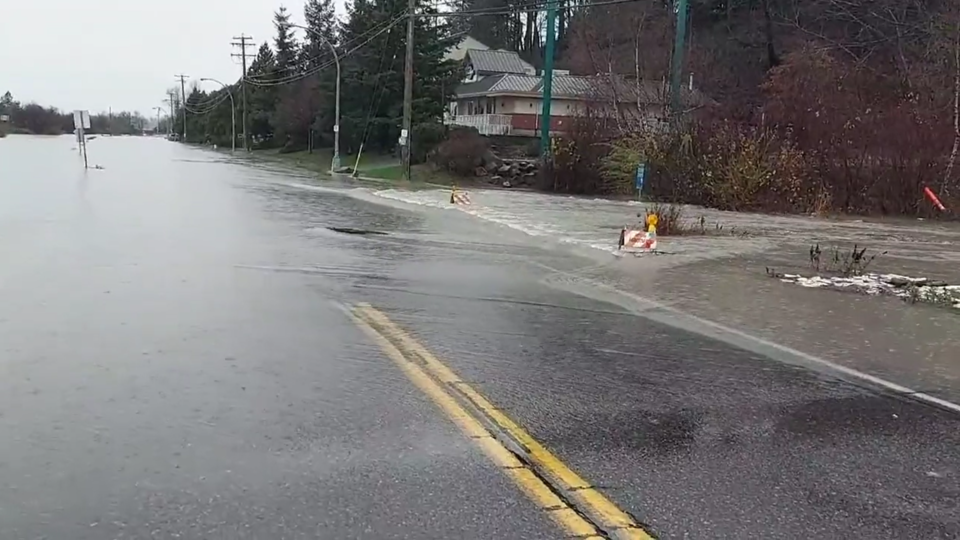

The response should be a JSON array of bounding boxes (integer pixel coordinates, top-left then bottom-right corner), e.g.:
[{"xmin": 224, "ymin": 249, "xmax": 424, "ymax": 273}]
[
  {"xmin": 444, "ymin": 41, "xmax": 707, "ymax": 137},
  {"xmin": 443, "ymin": 34, "xmax": 491, "ymax": 62}
]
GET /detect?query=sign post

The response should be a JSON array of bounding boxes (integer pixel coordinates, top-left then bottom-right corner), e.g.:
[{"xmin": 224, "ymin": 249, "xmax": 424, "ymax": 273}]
[
  {"xmin": 73, "ymin": 110, "xmax": 91, "ymax": 169},
  {"xmin": 635, "ymin": 162, "xmax": 647, "ymax": 200}
]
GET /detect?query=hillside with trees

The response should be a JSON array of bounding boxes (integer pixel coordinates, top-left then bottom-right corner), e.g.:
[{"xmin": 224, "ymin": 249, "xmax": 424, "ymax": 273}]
[
  {"xmin": 175, "ymin": 0, "xmax": 460, "ymax": 162},
  {"xmin": 0, "ymin": 91, "xmax": 149, "ymax": 136},
  {"xmin": 549, "ymin": 0, "xmax": 960, "ymax": 215},
  {"xmin": 175, "ymin": 0, "xmax": 960, "ymax": 216}
]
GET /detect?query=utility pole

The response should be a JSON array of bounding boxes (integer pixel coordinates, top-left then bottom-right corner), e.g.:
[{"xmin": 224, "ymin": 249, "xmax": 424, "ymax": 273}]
[
  {"xmin": 153, "ymin": 107, "xmax": 163, "ymax": 135},
  {"xmin": 164, "ymin": 92, "xmax": 176, "ymax": 135},
  {"xmin": 175, "ymin": 74, "xmax": 189, "ymax": 141},
  {"xmin": 400, "ymin": 0, "xmax": 415, "ymax": 181},
  {"xmin": 539, "ymin": 0, "xmax": 558, "ymax": 157},
  {"xmin": 669, "ymin": 0, "xmax": 689, "ymax": 116},
  {"xmin": 232, "ymin": 35, "xmax": 255, "ymax": 152}
]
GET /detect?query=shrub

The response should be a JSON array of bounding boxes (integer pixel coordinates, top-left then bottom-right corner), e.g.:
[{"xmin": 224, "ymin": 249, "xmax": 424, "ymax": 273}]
[
  {"xmin": 430, "ymin": 126, "xmax": 489, "ymax": 176},
  {"xmin": 540, "ymin": 110, "xmax": 624, "ymax": 194},
  {"xmin": 411, "ymin": 122, "xmax": 446, "ymax": 164},
  {"xmin": 645, "ymin": 203, "xmax": 687, "ymax": 236}
]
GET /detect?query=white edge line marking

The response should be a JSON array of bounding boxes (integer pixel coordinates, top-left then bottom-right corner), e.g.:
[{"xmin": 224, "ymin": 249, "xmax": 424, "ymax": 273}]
[{"xmin": 530, "ymin": 261, "xmax": 960, "ymax": 415}]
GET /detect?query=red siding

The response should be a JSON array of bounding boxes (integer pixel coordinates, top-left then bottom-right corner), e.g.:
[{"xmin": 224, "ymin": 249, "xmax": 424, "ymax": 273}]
[{"xmin": 509, "ymin": 114, "xmax": 573, "ymax": 132}]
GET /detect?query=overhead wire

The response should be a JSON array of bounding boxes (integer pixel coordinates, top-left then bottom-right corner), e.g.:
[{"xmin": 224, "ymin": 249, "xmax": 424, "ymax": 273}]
[
  {"xmin": 357, "ymin": 9, "xmax": 405, "ymax": 149},
  {"xmin": 244, "ymin": 13, "xmax": 408, "ymax": 87},
  {"xmin": 421, "ymin": 0, "xmax": 641, "ymax": 17},
  {"xmin": 184, "ymin": 91, "xmax": 233, "ymax": 115},
  {"xmin": 229, "ymin": 0, "xmax": 643, "ymax": 91}
]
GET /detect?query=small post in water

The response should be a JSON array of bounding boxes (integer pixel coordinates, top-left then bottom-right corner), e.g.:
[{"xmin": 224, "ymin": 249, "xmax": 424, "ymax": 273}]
[
  {"xmin": 635, "ymin": 162, "xmax": 646, "ymax": 201},
  {"xmin": 73, "ymin": 110, "xmax": 91, "ymax": 169}
]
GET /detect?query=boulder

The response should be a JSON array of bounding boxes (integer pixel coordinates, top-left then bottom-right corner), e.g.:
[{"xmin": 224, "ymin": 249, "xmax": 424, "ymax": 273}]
[
  {"xmin": 482, "ymin": 150, "xmax": 503, "ymax": 170},
  {"xmin": 474, "ymin": 166, "xmax": 488, "ymax": 177}
]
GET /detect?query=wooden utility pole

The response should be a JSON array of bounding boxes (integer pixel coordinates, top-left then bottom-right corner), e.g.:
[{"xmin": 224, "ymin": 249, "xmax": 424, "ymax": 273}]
[
  {"xmin": 400, "ymin": 0, "xmax": 415, "ymax": 180},
  {"xmin": 164, "ymin": 91, "xmax": 176, "ymax": 135},
  {"xmin": 153, "ymin": 107, "xmax": 163, "ymax": 134},
  {"xmin": 175, "ymin": 74, "xmax": 189, "ymax": 140},
  {"xmin": 232, "ymin": 35, "xmax": 255, "ymax": 152}
]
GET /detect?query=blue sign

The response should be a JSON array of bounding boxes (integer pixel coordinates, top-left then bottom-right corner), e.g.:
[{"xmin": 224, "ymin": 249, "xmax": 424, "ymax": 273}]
[{"xmin": 635, "ymin": 163, "xmax": 647, "ymax": 193}]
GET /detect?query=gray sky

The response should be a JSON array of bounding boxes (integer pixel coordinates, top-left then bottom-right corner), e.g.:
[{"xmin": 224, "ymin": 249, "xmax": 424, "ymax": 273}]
[{"xmin": 0, "ymin": 0, "xmax": 342, "ymax": 116}]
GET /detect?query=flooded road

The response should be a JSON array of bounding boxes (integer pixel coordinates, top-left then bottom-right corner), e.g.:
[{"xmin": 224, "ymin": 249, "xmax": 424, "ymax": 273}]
[{"xmin": 1, "ymin": 135, "xmax": 958, "ymax": 539}]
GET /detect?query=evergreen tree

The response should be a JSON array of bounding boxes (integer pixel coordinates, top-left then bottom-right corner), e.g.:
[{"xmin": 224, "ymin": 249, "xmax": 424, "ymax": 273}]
[
  {"xmin": 339, "ymin": 0, "xmax": 460, "ymax": 155},
  {"xmin": 303, "ymin": 0, "xmax": 338, "ymax": 67},
  {"xmin": 248, "ymin": 42, "xmax": 280, "ymax": 144},
  {"xmin": 299, "ymin": 0, "xmax": 340, "ymax": 147},
  {"xmin": 273, "ymin": 6, "xmax": 299, "ymax": 73}
]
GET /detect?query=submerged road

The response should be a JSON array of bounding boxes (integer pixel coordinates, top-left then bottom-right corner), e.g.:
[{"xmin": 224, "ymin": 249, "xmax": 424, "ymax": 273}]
[{"xmin": 0, "ymin": 135, "xmax": 958, "ymax": 539}]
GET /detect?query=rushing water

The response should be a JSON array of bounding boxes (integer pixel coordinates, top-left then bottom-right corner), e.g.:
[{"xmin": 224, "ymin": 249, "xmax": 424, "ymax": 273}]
[{"xmin": 369, "ymin": 186, "xmax": 960, "ymax": 268}]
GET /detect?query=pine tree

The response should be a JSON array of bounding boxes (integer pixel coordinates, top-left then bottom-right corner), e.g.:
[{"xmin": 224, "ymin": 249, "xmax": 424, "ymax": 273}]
[
  {"xmin": 248, "ymin": 42, "xmax": 279, "ymax": 144},
  {"xmin": 298, "ymin": 0, "xmax": 340, "ymax": 148},
  {"xmin": 274, "ymin": 6, "xmax": 299, "ymax": 73},
  {"xmin": 303, "ymin": 0, "xmax": 337, "ymax": 68},
  {"xmin": 339, "ymin": 0, "xmax": 460, "ymax": 155}
]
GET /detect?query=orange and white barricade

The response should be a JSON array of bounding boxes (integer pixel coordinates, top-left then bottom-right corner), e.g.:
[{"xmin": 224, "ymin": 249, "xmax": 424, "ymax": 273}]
[
  {"xmin": 450, "ymin": 189, "xmax": 471, "ymax": 205},
  {"xmin": 618, "ymin": 228, "xmax": 657, "ymax": 251}
]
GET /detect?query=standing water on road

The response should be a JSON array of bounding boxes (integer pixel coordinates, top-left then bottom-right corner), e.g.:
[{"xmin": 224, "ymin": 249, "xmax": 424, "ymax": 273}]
[{"xmin": 372, "ymin": 186, "xmax": 960, "ymax": 265}]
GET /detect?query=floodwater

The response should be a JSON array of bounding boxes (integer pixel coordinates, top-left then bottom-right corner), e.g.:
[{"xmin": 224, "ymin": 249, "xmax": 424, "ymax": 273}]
[{"xmin": 1, "ymin": 135, "xmax": 959, "ymax": 540}]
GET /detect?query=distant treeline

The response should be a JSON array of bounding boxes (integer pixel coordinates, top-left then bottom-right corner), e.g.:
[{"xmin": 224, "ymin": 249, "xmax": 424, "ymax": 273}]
[{"xmin": 0, "ymin": 91, "xmax": 148, "ymax": 136}]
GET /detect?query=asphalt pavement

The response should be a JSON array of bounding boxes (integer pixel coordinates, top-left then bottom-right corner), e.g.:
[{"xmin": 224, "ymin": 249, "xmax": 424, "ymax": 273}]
[{"xmin": 1, "ymin": 135, "xmax": 958, "ymax": 539}]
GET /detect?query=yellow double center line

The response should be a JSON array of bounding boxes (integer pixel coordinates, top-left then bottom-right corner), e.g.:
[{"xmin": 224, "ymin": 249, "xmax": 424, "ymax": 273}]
[{"xmin": 349, "ymin": 303, "xmax": 654, "ymax": 540}]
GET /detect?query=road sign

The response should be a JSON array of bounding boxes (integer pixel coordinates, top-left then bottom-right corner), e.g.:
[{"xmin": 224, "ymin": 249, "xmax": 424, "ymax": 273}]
[
  {"xmin": 73, "ymin": 110, "xmax": 91, "ymax": 130},
  {"xmin": 635, "ymin": 163, "xmax": 647, "ymax": 193}
]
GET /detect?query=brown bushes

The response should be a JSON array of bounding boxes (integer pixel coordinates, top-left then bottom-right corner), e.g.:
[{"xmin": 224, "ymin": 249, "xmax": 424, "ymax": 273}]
[
  {"xmin": 540, "ymin": 45, "xmax": 959, "ymax": 218},
  {"xmin": 429, "ymin": 127, "xmax": 489, "ymax": 176}
]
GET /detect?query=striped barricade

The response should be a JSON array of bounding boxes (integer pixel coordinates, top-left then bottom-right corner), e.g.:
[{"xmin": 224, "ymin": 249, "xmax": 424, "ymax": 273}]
[
  {"xmin": 450, "ymin": 190, "xmax": 471, "ymax": 205},
  {"xmin": 618, "ymin": 228, "xmax": 657, "ymax": 251}
]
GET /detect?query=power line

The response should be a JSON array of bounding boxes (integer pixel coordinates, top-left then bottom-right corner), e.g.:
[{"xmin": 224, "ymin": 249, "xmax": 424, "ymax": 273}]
[
  {"xmin": 245, "ymin": 15, "xmax": 407, "ymax": 88},
  {"xmin": 244, "ymin": 14, "xmax": 408, "ymax": 86},
  {"xmin": 185, "ymin": 91, "xmax": 233, "ymax": 115},
  {"xmin": 421, "ymin": 0, "xmax": 642, "ymax": 17}
]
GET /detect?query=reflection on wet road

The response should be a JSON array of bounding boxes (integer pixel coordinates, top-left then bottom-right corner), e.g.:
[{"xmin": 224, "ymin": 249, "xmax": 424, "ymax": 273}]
[{"xmin": 1, "ymin": 136, "xmax": 958, "ymax": 539}]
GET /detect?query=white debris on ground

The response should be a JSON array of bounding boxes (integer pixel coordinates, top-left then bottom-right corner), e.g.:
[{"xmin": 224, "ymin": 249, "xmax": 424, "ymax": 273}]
[{"xmin": 776, "ymin": 272, "xmax": 960, "ymax": 309}]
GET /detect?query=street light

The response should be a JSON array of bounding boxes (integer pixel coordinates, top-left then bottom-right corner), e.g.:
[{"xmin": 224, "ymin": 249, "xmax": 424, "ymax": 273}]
[
  {"xmin": 289, "ymin": 23, "xmax": 341, "ymax": 172},
  {"xmin": 199, "ymin": 77, "xmax": 237, "ymax": 151}
]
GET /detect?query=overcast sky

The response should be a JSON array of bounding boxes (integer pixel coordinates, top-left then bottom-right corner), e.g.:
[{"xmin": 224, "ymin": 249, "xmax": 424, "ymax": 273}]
[{"xmin": 0, "ymin": 0, "xmax": 344, "ymax": 116}]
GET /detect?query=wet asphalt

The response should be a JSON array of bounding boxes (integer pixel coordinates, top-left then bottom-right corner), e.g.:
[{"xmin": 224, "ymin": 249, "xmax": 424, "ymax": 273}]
[{"xmin": 1, "ymin": 135, "xmax": 959, "ymax": 539}]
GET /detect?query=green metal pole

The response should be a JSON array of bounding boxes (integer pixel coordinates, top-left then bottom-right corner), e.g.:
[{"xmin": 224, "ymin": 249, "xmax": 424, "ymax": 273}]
[
  {"xmin": 669, "ymin": 0, "xmax": 689, "ymax": 116},
  {"xmin": 539, "ymin": 0, "xmax": 558, "ymax": 157}
]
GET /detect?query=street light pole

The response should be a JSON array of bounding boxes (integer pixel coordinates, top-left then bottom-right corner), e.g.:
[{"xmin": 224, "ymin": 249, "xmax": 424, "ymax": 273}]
[
  {"xmin": 290, "ymin": 23, "xmax": 340, "ymax": 172},
  {"xmin": 153, "ymin": 107, "xmax": 163, "ymax": 135},
  {"xmin": 199, "ymin": 77, "xmax": 237, "ymax": 151}
]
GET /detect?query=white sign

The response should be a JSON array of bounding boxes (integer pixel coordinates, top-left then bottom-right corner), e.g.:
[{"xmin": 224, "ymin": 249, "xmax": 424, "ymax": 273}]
[
  {"xmin": 333, "ymin": 124, "xmax": 339, "ymax": 133},
  {"xmin": 0, "ymin": 114, "xmax": 9, "ymax": 122},
  {"xmin": 73, "ymin": 110, "xmax": 91, "ymax": 130}
]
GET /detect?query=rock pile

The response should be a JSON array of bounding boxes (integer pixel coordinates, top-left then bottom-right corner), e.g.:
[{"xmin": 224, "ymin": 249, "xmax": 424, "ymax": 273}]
[{"xmin": 473, "ymin": 158, "xmax": 540, "ymax": 188}]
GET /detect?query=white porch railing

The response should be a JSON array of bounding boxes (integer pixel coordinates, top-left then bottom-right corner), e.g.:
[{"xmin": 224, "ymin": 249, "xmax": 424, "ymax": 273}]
[{"xmin": 446, "ymin": 114, "xmax": 512, "ymax": 136}]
